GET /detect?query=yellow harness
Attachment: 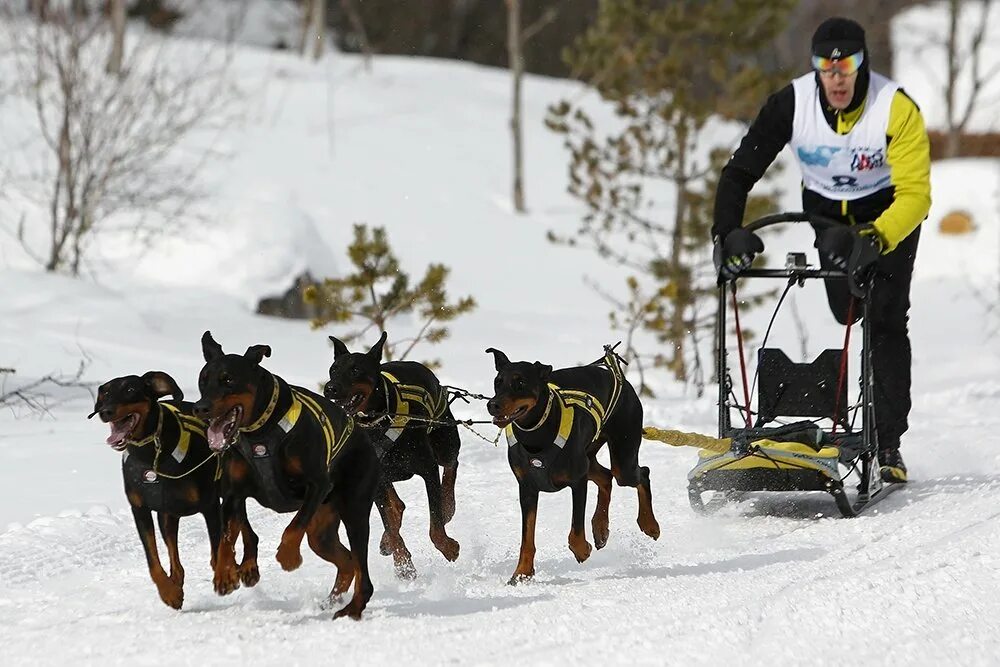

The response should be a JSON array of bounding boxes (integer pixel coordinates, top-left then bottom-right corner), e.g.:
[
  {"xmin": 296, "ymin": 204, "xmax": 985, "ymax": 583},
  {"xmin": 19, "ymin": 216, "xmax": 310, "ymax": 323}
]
[
  {"xmin": 240, "ymin": 375, "xmax": 353, "ymax": 466},
  {"xmin": 379, "ymin": 371, "xmax": 448, "ymax": 442},
  {"xmin": 505, "ymin": 351, "xmax": 625, "ymax": 449},
  {"xmin": 126, "ymin": 402, "xmax": 206, "ymax": 464}
]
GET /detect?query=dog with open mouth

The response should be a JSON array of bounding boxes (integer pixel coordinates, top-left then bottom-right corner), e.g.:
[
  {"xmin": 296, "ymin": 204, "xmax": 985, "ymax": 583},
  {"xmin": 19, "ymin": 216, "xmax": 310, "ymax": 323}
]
[
  {"xmin": 193, "ymin": 331, "xmax": 380, "ymax": 620},
  {"xmin": 90, "ymin": 371, "xmax": 260, "ymax": 610},
  {"xmin": 324, "ymin": 332, "xmax": 461, "ymax": 579},
  {"xmin": 485, "ymin": 347, "xmax": 661, "ymax": 585}
]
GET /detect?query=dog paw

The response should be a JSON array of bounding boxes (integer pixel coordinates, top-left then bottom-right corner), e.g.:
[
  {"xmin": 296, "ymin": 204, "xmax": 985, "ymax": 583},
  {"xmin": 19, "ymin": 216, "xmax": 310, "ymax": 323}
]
[
  {"xmin": 238, "ymin": 560, "xmax": 260, "ymax": 587},
  {"xmin": 213, "ymin": 565, "xmax": 241, "ymax": 596},
  {"xmin": 569, "ymin": 537, "xmax": 593, "ymax": 563},
  {"xmin": 507, "ymin": 571, "xmax": 534, "ymax": 586},
  {"xmin": 157, "ymin": 581, "xmax": 184, "ymax": 609},
  {"xmin": 433, "ymin": 535, "xmax": 460, "ymax": 562},
  {"xmin": 332, "ymin": 601, "xmax": 365, "ymax": 621},
  {"xmin": 379, "ymin": 531, "xmax": 392, "ymax": 557},
  {"xmin": 638, "ymin": 516, "xmax": 661, "ymax": 541},
  {"xmin": 592, "ymin": 521, "xmax": 610, "ymax": 550},
  {"xmin": 276, "ymin": 543, "xmax": 303, "ymax": 572},
  {"xmin": 169, "ymin": 567, "xmax": 185, "ymax": 588}
]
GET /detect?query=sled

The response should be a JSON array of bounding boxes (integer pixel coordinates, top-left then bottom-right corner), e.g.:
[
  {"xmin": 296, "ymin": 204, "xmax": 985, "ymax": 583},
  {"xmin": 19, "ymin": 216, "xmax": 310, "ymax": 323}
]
[{"xmin": 673, "ymin": 212, "xmax": 902, "ymax": 518}]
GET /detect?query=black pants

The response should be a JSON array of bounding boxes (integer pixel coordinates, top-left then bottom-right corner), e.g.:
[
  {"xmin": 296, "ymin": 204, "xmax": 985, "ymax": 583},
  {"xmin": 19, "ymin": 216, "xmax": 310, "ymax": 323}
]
[{"xmin": 816, "ymin": 226, "xmax": 921, "ymax": 451}]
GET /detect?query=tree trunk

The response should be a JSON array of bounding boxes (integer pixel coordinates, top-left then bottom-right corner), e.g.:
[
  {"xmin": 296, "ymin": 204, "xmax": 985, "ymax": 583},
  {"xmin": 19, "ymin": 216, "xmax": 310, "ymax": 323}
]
[
  {"xmin": 29, "ymin": 0, "xmax": 47, "ymax": 20},
  {"xmin": 311, "ymin": 0, "xmax": 326, "ymax": 61},
  {"xmin": 340, "ymin": 0, "xmax": 373, "ymax": 70},
  {"xmin": 943, "ymin": 0, "xmax": 961, "ymax": 158},
  {"xmin": 667, "ymin": 125, "xmax": 690, "ymax": 381},
  {"xmin": 301, "ymin": 0, "xmax": 326, "ymax": 61},
  {"xmin": 106, "ymin": 0, "xmax": 126, "ymax": 76},
  {"xmin": 506, "ymin": 0, "xmax": 526, "ymax": 213}
]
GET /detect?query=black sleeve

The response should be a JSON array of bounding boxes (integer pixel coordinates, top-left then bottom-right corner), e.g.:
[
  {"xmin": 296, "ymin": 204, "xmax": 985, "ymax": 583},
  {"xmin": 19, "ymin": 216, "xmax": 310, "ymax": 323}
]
[{"xmin": 712, "ymin": 84, "xmax": 795, "ymax": 239}]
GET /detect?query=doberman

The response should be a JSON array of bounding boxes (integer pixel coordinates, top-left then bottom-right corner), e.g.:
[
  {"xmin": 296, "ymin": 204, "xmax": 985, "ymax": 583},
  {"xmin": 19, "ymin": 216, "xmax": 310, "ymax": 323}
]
[
  {"xmin": 324, "ymin": 332, "xmax": 461, "ymax": 579},
  {"xmin": 193, "ymin": 331, "xmax": 379, "ymax": 620},
  {"xmin": 90, "ymin": 371, "xmax": 259, "ymax": 609},
  {"xmin": 485, "ymin": 347, "xmax": 660, "ymax": 584}
]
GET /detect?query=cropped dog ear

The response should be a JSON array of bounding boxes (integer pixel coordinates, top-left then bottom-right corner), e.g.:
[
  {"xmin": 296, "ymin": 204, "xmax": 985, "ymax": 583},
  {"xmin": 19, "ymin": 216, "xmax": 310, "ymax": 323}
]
[
  {"xmin": 533, "ymin": 362, "xmax": 553, "ymax": 382},
  {"xmin": 486, "ymin": 347, "xmax": 510, "ymax": 371},
  {"xmin": 142, "ymin": 371, "xmax": 183, "ymax": 401},
  {"xmin": 244, "ymin": 345, "xmax": 272, "ymax": 366},
  {"xmin": 202, "ymin": 331, "xmax": 224, "ymax": 362},
  {"xmin": 367, "ymin": 331, "xmax": 388, "ymax": 361},
  {"xmin": 329, "ymin": 335, "xmax": 351, "ymax": 359}
]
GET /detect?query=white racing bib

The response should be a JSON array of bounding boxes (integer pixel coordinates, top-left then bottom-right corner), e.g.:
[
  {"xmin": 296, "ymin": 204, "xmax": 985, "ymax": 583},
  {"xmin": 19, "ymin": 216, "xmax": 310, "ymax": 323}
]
[{"xmin": 790, "ymin": 72, "xmax": 898, "ymax": 201}]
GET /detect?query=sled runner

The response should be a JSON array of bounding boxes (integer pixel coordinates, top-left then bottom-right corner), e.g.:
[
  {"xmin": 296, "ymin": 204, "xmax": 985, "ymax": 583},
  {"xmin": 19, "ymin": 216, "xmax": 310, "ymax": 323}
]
[{"xmin": 649, "ymin": 212, "xmax": 903, "ymax": 518}]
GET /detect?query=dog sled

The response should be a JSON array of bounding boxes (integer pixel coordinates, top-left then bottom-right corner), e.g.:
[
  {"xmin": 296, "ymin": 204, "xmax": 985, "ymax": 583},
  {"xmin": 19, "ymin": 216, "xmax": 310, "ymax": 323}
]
[{"xmin": 645, "ymin": 212, "xmax": 902, "ymax": 517}]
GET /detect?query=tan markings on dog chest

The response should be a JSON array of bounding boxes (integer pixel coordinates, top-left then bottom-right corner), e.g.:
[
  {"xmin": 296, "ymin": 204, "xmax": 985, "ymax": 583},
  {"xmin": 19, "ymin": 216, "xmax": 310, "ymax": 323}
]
[
  {"xmin": 284, "ymin": 455, "xmax": 304, "ymax": 476},
  {"xmin": 227, "ymin": 457, "xmax": 249, "ymax": 482}
]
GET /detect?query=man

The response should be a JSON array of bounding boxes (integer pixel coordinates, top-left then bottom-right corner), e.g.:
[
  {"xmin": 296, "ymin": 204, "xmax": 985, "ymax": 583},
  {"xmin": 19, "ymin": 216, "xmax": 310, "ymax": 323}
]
[{"xmin": 712, "ymin": 17, "xmax": 931, "ymax": 483}]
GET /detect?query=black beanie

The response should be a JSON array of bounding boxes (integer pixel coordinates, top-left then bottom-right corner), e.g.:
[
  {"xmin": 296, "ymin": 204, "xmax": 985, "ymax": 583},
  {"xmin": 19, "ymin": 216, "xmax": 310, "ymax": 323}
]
[
  {"xmin": 812, "ymin": 17, "xmax": 870, "ymax": 112},
  {"xmin": 811, "ymin": 17, "xmax": 866, "ymax": 59}
]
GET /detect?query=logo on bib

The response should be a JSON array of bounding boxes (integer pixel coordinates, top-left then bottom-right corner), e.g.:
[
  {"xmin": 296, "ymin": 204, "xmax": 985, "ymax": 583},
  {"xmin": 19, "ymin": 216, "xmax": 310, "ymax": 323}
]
[
  {"xmin": 850, "ymin": 148, "xmax": 885, "ymax": 172},
  {"xmin": 797, "ymin": 145, "xmax": 841, "ymax": 167},
  {"xmin": 831, "ymin": 175, "xmax": 859, "ymax": 187}
]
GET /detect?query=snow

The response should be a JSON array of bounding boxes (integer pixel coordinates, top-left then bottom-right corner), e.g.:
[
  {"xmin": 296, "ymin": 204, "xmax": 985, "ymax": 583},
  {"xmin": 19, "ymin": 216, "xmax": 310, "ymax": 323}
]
[{"xmin": 1, "ymin": 8, "xmax": 999, "ymax": 666}]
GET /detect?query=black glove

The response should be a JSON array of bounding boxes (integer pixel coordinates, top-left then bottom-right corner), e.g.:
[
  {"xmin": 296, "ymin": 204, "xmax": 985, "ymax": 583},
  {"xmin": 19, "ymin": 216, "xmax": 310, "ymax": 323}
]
[
  {"xmin": 714, "ymin": 228, "xmax": 764, "ymax": 282},
  {"xmin": 815, "ymin": 225, "xmax": 883, "ymax": 296},
  {"xmin": 814, "ymin": 226, "xmax": 855, "ymax": 270}
]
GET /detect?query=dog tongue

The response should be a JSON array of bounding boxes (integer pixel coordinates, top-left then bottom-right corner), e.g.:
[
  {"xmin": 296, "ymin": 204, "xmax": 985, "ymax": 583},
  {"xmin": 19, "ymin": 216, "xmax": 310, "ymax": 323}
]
[
  {"xmin": 107, "ymin": 416, "xmax": 135, "ymax": 446},
  {"xmin": 206, "ymin": 420, "xmax": 228, "ymax": 450}
]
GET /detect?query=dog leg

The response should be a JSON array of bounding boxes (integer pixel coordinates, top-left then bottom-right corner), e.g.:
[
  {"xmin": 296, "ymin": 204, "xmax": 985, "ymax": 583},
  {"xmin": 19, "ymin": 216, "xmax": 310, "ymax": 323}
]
[
  {"xmin": 636, "ymin": 466, "xmax": 660, "ymax": 540},
  {"xmin": 306, "ymin": 503, "xmax": 357, "ymax": 599},
  {"xmin": 202, "ymin": 504, "xmax": 222, "ymax": 571},
  {"xmin": 132, "ymin": 507, "xmax": 182, "ymax": 609},
  {"xmin": 588, "ymin": 455, "xmax": 613, "ymax": 549},
  {"xmin": 236, "ymin": 500, "xmax": 260, "ymax": 587},
  {"xmin": 334, "ymin": 499, "xmax": 374, "ymax": 620},
  {"xmin": 378, "ymin": 483, "xmax": 406, "ymax": 557},
  {"xmin": 609, "ymin": 420, "xmax": 661, "ymax": 541},
  {"xmin": 374, "ymin": 479, "xmax": 415, "ymax": 579},
  {"xmin": 213, "ymin": 495, "xmax": 243, "ymax": 596},
  {"xmin": 276, "ymin": 481, "xmax": 328, "ymax": 572},
  {"xmin": 420, "ymin": 457, "xmax": 460, "ymax": 562},
  {"xmin": 429, "ymin": 418, "xmax": 461, "ymax": 525},
  {"xmin": 157, "ymin": 513, "xmax": 185, "ymax": 589},
  {"xmin": 509, "ymin": 482, "xmax": 538, "ymax": 585},
  {"xmin": 440, "ymin": 461, "xmax": 458, "ymax": 525},
  {"xmin": 568, "ymin": 478, "xmax": 593, "ymax": 563}
]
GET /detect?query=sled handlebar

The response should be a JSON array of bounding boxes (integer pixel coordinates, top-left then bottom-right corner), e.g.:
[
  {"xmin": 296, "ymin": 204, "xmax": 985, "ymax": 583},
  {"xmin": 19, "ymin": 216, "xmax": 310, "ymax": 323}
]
[{"xmin": 744, "ymin": 211, "xmax": 873, "ymax": 234}]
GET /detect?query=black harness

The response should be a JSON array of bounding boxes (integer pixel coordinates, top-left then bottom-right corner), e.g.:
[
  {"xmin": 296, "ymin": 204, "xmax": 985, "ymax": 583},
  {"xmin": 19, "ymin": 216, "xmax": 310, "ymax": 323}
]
[
  {"xmin": 507, "ymin": 350, "xmax": 626, "ymax": 493},
  {"xmin": 227, "ymin": 375, "xmax": 353, "ymax": 512},
  {"xmin": 121, "ymin": 403, "xmax": 212, "ymax": 512}
]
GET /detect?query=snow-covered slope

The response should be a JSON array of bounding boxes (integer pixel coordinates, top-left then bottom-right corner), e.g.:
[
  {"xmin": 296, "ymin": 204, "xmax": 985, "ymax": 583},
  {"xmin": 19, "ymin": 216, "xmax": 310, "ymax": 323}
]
[{"xmin": 1, "ymin": 11, "xmax": 999, "ymax": 665}]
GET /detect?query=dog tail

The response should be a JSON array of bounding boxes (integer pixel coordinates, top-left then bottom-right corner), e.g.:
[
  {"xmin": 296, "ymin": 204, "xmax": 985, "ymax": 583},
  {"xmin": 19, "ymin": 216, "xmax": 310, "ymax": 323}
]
[{"xmin": 641, "ymin": 427, "xmax": 731, "ymax": 454}]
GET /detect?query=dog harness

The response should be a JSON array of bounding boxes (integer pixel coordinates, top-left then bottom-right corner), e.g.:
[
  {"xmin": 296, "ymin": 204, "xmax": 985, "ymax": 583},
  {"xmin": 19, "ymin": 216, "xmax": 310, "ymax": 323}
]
[
  {"xmin": 234, "ymin": 376, "xmax": 354, "ymax": 512},
  {"xmin": 122, "ymin": 403, "xmax": 211, "ymax": 512},
  {"xmin": 378, "ymin": 371, "xmax": 448, "ymax": 442},
  {"xmin": 505, "ymin": 350, "xmax": 626, "ymax": 491}
]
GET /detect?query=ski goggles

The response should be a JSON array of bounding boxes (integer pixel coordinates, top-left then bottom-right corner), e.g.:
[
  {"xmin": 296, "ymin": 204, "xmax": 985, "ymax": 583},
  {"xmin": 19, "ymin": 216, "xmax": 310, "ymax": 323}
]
[{"xmin": 811, "ymin": 50, "xmax": 864, "ymax": 77}]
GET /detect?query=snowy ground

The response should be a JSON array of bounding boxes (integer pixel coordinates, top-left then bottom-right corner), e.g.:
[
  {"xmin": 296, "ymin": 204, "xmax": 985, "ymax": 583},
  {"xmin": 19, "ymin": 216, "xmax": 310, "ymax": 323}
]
[{"xmin": 1, "ymin": 10, "xmax": 1000, "ymax": 666}]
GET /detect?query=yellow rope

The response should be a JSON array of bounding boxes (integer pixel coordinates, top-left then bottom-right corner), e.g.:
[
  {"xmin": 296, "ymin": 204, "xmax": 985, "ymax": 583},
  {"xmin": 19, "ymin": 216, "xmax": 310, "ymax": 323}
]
[{"xmin": 641, "ymin": 427, "xmax": 732, "ymax": 454}]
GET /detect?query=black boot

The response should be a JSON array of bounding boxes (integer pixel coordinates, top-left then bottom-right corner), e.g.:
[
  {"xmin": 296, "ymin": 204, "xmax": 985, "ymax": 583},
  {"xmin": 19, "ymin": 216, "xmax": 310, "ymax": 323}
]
[{"xmin": 879, "ymin": 447, "xmax": 907, "ymax": 483}]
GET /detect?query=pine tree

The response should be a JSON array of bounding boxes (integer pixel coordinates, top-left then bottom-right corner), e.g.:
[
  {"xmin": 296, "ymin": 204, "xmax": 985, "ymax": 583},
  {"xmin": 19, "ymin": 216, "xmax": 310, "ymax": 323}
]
[
  {"xmin": 546, "ymin": 0, "xmax": 794, "ymax": 392},
  {"xmin": 303, "ymin": 225, "xmax": 476, "ymax": 367}
]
